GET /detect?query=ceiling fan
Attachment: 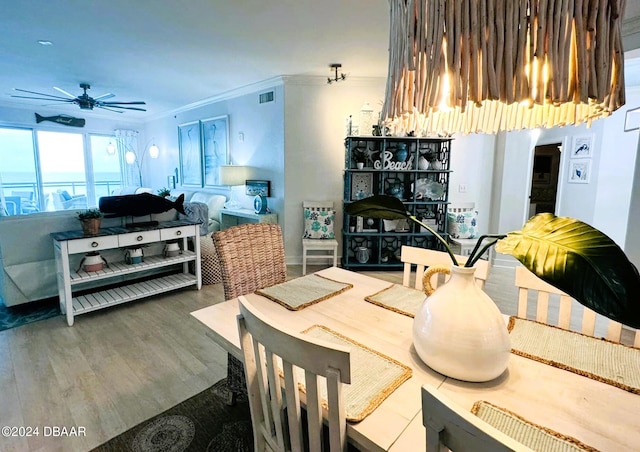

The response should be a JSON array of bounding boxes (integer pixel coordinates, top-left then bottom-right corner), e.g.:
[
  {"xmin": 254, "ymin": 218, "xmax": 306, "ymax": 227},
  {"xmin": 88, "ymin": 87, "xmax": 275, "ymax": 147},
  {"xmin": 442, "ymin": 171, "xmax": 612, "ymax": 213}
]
[{"xmin": 11, "ymin": 83, "xmax": 146, "ymax": 113}]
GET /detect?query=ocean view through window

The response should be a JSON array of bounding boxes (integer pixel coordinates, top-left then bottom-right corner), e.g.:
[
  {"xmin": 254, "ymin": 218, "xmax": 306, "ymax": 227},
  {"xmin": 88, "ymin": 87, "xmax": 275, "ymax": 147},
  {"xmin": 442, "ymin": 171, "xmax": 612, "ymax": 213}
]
[{"xmin": 0, "ymin": 127, "xmax": 122, "ymax": 216}]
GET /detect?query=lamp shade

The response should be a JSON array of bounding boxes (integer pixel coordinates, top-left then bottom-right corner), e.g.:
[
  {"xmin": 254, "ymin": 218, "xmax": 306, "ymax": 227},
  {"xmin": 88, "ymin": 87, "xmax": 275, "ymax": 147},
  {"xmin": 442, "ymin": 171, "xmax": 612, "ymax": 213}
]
[
  {"xmin": 219, "ymin": 165, "xmax": 248, "ymax": 186},
  {"xmin": 383, "ymin": 0, "xmax": 626, "ymax": 136},
  {"xmin": 148, "ymin": 144, "xmax": 159, "ymax": 158},
  {"xmin": 125, "ymin": 150, "xmax": 136, "ymax": 165}
]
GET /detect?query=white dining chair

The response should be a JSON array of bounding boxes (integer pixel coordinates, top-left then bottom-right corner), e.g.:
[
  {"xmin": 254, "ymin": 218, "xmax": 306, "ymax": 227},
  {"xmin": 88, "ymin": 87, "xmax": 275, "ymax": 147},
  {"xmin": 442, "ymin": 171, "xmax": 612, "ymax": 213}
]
[
  {"xmin": 401, "ymin": 245, "xmax": 490, "ymax": 292},
  {"xmin": 237, "ymin": 295, "xmax": 351, "ymax": 452},
  {"xmin": 422, "ymin": 385, "xmax": 533, "ymax": 452},
  {"xmin": 514, "ymin": 266, "xmax": 640, "ymax": 347},
  {"xmin": 301, "ymin": 201, "xmax": 339, "ymax": 275}
]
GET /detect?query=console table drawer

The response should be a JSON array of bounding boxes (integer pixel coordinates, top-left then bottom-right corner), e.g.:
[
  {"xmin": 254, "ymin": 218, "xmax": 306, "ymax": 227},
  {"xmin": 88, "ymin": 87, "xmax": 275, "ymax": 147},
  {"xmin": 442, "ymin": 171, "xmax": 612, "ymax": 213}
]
[
  {"xmin": 119, "ymin": 230, "xmax": 161, "ymax": 247},
  {"xmin": 67, "ymin": 235, "xmax": 119, "ymax": 254},
  {"xmin": 160, "ymin": 225, "xmax": 195, "ymax": 241}
]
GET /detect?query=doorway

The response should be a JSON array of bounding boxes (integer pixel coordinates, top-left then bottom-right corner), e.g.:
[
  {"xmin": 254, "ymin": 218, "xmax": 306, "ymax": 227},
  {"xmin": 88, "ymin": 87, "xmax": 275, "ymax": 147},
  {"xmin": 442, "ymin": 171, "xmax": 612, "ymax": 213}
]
[{"xmin": 529, "ymin": 143, "xmax": 561, "ymax": 217}]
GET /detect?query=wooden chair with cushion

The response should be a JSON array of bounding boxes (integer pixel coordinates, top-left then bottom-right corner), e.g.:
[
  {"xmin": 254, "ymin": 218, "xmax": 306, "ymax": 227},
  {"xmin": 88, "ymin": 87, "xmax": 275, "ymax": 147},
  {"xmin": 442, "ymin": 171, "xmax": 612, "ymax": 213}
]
[
  {"xmin": 422, "ymin": 384, "xmax": 532, "ymax": 452},
  {"xmin": 302, "ymin": 201, "xmax": 339, "ymax": 275},
  {"xmin": 213, "ymin": 223, "xmax": 288, "ymax": 404},
  {"xmin": 238, "ymin": 295, "xmax": 351, "ymax": 452},
  {"xmin": 514, "ymin": 266, "xmax": 639, "ymax": 347},
  {"xmin": 401, "ymin": 245, "xmax": 490, "ymax": 292}
]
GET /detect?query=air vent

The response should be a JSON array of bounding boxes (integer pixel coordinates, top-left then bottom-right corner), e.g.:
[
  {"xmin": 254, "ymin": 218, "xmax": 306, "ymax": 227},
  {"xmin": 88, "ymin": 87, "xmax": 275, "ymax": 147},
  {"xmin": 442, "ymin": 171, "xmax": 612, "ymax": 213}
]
[{"xmin": 259, "ymin": 91, "xmax": 274, "ymax": 104}]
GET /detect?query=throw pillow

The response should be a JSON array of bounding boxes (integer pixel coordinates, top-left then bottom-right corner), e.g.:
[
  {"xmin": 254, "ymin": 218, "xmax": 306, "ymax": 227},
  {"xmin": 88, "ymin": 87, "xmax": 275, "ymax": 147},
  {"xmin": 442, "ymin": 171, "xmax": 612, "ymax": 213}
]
[
  {"xmin": 303, "ymin": 207, "xmax": 335, "ymax": 239},
  {"xmin": 447, "ymin": 210, "xmax": 478, "ymax": 239}
]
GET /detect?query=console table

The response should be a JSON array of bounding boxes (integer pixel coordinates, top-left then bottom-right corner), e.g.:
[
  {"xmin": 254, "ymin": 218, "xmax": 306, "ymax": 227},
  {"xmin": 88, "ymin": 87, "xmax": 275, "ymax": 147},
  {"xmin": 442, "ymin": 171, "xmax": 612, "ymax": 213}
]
[
  {"xmin": 52, "ymin": 220, "xmax": 201, "ymax": 326},
  {"xmin": 220, "ymin": 208, "xmax": 277, "ymax": 230}
]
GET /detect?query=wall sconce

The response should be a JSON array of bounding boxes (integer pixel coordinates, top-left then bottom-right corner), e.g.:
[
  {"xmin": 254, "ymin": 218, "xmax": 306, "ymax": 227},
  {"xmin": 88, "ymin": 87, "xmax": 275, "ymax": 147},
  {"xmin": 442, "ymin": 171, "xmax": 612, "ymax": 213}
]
[{"xmin": 220, "ymin": 165, "xmax": 248, "ymax": 208}]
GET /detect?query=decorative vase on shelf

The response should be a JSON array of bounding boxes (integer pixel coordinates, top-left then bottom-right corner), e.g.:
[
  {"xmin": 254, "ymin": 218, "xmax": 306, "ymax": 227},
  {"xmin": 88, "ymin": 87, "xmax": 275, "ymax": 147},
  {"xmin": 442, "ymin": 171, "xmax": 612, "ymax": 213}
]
[
  {"xmin": 355, "ymin": 246, "xmax": 370, "ymax": 264},
  {"xmin": 359, "ymin": 102, "xmax": 374, "ymax": 136},
  {"xmin": 395, "ymin": 143, "xmax": 408, "ymax": 162},
  {"xmin": 412, "ymin": 265, "xmax": 510, "ymax": 382}
]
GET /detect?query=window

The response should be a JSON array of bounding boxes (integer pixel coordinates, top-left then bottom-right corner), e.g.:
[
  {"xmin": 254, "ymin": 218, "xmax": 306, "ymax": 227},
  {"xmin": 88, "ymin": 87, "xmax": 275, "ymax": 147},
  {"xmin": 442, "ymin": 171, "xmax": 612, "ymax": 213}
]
[
  {"xmin": 38, "ymin": 130, "xmax": 88, "ymax": 211},
  {"xmin": 0, "ymin": 128, "xmax": 39, "ymax": 215},
  {"xmin": 0, "ymin": 127, "xmax": 122, "ymax": 215}
]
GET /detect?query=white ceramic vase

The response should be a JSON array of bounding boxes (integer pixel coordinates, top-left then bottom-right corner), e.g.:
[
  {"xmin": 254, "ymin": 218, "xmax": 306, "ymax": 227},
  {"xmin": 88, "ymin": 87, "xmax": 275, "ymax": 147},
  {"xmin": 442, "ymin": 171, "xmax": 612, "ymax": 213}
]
[{"xmin": 412, "ymin": 265, "xmax": 510, "ymax": 382}]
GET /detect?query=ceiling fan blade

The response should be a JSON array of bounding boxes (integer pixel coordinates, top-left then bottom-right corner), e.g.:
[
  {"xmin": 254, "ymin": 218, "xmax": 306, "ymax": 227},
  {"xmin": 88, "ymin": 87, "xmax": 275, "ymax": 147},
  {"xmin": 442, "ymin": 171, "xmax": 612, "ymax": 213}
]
[
  {"xmin": 98, "ymin": 105, "xmax": 146, "ymax": 111},
  {"xmin": 53, "ymin": 86, "xmax": 78, "ymax": 99},
  {"xmin": 13, "ymin": 88, "xmax": 73, "ymax": 100},
  {"xmin": 97, "ymin": 106, "xmax": 125, "ymax": 113},
  {"xmin": 101, "ymin": 101, "xmax": 146, "ymax": 105},
  {"xmin": 93, "ymin": 93, "xmax": 115, "ymax": 101},
  {"xmin": 11, "ymin": 94, "xmax": 74, "ymax": 102}
]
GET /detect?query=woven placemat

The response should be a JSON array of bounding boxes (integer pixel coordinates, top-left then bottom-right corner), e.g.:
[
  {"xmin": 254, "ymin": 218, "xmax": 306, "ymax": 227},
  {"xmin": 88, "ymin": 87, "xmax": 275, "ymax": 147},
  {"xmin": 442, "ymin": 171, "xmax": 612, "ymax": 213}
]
[
  {"xmin": 256, "ymin": 274, "xmax": 352, "ymax": 311},
  {"xmin": 298, "ymin": 325, "xmax": 412, "ymax": 423},
  {"xmin": 508, "ymin": 317, "xmax": 640, "ymax": 394},
  {"xmin": 472, "ymin": 400, "xmax": 597, "ymax": 451},
  {"xmin": 364, "ymin": 284, "xmax": 426, "ymax": 318}
]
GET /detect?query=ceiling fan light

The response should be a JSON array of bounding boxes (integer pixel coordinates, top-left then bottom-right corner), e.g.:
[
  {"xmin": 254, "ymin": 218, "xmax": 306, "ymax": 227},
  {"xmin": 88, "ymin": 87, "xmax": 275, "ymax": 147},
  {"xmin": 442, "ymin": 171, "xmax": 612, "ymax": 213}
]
[
  {"xmin": 148, "ymin": 144, "xmax": 159, "ymax": 159},
  {"xmin": 125, "ymin": 151, "xmax": 136, "ymax": 164}
]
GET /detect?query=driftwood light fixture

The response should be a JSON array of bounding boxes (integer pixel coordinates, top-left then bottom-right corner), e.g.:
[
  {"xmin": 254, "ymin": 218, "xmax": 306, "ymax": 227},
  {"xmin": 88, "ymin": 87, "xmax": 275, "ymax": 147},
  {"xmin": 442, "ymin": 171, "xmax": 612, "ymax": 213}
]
[{"xmin": 382, "ymin": 0, "xmax": 627, "ymax": 136}]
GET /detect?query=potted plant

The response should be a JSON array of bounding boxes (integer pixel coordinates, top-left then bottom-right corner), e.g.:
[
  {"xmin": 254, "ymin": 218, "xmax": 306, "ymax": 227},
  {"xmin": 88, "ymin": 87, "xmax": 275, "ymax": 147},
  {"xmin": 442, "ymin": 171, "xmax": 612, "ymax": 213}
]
[
  {"xmin": 346, "ymin": 194, "xmax": 640, "ymax": 327},
  {"xmin": 77, "ymin": 208, "xmax": 103, "ymax": 236},
  {"xmin": 157, "ymin": 187, "xmax": 171, "ymax": 198},
  {"xmin": 353, "ymin": 149, "xmax": 367, "ymax": 169}
]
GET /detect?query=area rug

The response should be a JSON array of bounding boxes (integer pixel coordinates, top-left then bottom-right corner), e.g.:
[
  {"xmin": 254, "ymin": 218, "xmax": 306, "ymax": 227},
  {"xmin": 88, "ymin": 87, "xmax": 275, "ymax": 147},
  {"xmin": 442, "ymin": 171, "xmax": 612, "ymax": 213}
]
[
  {"xmin": 92, "ymin": 379, "xmax": 253, "ymax": 452},
  {"xmin": 0, "ymin": 298, "xmax": 60, "ymax": 331}
]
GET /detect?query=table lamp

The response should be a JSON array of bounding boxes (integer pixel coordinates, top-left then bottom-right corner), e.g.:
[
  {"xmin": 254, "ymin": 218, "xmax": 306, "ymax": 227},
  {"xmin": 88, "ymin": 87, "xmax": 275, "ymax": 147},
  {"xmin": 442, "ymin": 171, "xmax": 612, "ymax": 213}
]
[{"xmin": 220, "ymin": 165, "xmax": 248, "ymax": 209}]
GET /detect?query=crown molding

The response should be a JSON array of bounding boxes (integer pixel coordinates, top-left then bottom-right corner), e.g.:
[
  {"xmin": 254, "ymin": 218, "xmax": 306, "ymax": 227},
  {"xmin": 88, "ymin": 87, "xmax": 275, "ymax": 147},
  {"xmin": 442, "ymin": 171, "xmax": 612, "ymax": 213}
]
[
  {"xmin": 148, "ymin": 76, "xmax": 286, "ymax": 121},
  {"xmin": 623, "ymin": 16, "xmax": 640, "ymax": 52}
]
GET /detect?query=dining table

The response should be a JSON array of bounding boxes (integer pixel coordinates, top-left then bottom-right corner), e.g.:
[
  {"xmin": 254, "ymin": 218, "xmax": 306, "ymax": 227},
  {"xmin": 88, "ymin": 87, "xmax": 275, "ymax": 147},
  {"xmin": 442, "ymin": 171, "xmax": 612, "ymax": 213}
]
[{"xmin": 191, "ymin": 266, "xmax": 640, "ymax": 452}]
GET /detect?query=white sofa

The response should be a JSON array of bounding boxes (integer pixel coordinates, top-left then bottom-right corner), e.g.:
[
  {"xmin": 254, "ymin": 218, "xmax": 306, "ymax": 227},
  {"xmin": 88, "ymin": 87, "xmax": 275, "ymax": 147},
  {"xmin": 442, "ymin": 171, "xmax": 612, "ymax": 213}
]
[{"xmin": 0, "ymin": 188, "xmax": 227, "ymax": 306}]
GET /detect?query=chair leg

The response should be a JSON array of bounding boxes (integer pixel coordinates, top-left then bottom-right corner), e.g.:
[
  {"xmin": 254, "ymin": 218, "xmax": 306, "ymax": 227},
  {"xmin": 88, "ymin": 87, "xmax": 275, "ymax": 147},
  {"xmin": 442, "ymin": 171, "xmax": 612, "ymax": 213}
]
[
  {"xmin": 302, "ymin": 248, "xmax": 307, "ymax": 275},
  {"xmin": 226, "ymin": 353, "xmax": 247, "ymax": 406}
]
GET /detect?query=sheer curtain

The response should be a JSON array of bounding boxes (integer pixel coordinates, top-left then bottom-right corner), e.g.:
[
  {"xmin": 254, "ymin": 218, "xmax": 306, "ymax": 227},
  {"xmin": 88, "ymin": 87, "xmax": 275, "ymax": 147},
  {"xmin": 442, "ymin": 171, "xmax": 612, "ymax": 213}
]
[{"xmin": 115, "ymin": 129, "xmax": 140, "ymax": 187}]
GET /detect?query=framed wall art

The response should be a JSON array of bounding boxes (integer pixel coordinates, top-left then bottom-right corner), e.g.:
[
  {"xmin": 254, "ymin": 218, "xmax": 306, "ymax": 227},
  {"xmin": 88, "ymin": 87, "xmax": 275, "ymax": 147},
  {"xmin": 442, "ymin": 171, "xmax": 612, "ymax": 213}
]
[
  {"xmin": 178, "ymin": 121, "xmax": 203, "ymax": 187},
  {"xmin": 625, "ymin": 106, "xmax": 640, "ymax": 132},
  {"xmin": 246, "ymin": 180, "xmax": 271, "ymax": 197},
  {"xmin": 201, "ymin": 115, "xmax": 229, "ymax": 187},
  {"xmin": 568, "ymin": 160, "xmax": 591, "ymax": 184},
  {"xmin": 570, "ymin": 135, "xmax": 593, "ymax": 159}
]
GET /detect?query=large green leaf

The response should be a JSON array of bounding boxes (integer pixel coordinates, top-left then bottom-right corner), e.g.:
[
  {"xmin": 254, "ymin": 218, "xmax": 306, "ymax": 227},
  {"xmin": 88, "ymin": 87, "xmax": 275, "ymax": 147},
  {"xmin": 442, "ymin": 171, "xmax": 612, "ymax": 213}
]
[{"xmin": 496, "ymin": 213, "xmax": 640, "ymax": 328}]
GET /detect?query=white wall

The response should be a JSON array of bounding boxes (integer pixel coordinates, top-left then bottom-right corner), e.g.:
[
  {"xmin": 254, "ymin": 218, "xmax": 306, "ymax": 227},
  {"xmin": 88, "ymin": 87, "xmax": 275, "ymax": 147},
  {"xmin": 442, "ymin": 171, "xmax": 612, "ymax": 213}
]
[
  {"xmin": 622, "ymin": 87, "xmax": 640, "ymax": 267},
  {"xmin": 447, "ymin": 133, "xmax": 497, "ymax": 236},
  {"xmin": 282, "ymin": 76, "xmax": 386, "ymax": 264},
  {"xmin": 143, "ymin": 82, "xmax": 286, "ymax": 216},
  {"xmin": 491, "ymin": 98, "xmax": 640, "ymax": 267},
  {"xmin": 596, "ymin": 87, "xmax": 640, "ymax": 248}
]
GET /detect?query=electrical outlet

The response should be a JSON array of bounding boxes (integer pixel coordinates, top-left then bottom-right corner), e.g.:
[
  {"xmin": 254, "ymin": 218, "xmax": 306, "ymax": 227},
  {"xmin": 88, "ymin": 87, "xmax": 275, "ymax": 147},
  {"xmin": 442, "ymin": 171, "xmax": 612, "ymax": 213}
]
[{"xmin": 458, "ymin": 184, "xmax": 468, "ymax": 193}]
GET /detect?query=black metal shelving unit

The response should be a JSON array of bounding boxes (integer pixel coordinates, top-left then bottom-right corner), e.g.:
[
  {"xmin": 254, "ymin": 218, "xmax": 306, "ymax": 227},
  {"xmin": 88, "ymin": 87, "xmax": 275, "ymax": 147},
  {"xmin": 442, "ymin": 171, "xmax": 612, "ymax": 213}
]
[{"xmin": 342, "ymin": 136, "xmax": 452, "ymax": 269}]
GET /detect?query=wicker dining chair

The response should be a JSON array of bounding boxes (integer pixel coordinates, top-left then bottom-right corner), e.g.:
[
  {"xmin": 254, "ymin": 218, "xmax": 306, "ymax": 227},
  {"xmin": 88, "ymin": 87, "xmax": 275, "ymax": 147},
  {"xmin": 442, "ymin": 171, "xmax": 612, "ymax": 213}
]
[{"xmin": 212, "ymin": 223, "xmax": 287, "ymax": 404}]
